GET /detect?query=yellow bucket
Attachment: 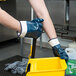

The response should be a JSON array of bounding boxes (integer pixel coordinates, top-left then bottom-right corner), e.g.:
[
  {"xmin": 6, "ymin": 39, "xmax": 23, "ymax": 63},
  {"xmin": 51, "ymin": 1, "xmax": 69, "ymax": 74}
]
[{"xmin": 26, "ymin": 57, "xmax": 67, "ymax": 76}]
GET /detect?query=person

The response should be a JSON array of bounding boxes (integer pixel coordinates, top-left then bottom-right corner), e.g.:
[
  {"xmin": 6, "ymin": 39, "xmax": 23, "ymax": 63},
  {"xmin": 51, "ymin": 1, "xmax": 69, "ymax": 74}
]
[{"xmin": 0, "ymin": 0, "xmax": 68, "ymax": 62}]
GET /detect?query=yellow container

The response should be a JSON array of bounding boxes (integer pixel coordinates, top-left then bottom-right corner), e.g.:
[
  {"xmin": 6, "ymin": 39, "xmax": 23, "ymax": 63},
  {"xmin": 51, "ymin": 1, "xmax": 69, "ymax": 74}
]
[{"xmin": 26, "ymin": 57, "xmax": 67, "ymax": 76}]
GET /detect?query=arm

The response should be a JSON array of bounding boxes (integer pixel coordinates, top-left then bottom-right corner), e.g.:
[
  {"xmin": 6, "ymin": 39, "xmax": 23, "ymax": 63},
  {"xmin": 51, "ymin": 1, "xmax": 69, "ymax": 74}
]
[
  {"xmin": 28, "ymin": 0, "xmax": 57, "ymax": 39},
  {"xmin": 0, "ymin": 7, "xmax": 21, "ymax": 32},
  {"xmin": 0, "ymin": 7, "xmax": 43, "ymax": 38}
]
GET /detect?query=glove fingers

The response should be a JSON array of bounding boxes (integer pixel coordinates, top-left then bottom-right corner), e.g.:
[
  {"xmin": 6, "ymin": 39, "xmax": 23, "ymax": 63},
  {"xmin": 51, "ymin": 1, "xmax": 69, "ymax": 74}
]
[
  {"xmin": 52, "ymin": 44, "xmax": 69, "ymax": 63},
  {"xmin": 39, "ymin": 23, "xmax": 43, "ymax": 28},
  {"xmin": 61, "ymin": 52, "xmax": 69, "ymax": 63},
  {"xmin": 11, "ymin": 69, "xmax": 17, "ymax": 74},
  {"xmin": 4, "ymin": 67, "xmax": 9, "ymax": 71},
  {"xmin": 5, "ymin": 63, "xmax": 10, "ymax": 67},
  {"xmin": 32, "ymin": 18, "xmax": 44, "ymax": 23},
  {"xmin": 36, "ymin": 18, "xmax": 44, "ymax": 23}
]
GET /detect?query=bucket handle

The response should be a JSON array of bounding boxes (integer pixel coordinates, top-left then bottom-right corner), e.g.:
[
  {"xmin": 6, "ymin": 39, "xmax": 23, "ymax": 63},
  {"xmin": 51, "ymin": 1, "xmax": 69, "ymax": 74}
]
[{"xmin": 26, "ymin": 63, "xmax": 31, "ymax": 73}]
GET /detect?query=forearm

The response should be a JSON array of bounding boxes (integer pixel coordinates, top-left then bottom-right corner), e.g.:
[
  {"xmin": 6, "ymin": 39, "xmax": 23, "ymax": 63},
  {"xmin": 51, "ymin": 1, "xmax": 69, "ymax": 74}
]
[
  {"xmin": 0, "ymin": 8, "xmax": 21, "ymax": 32},
  {"xmin": 28, "ymin": 0, "xmax": 57, "ymax": 39}
]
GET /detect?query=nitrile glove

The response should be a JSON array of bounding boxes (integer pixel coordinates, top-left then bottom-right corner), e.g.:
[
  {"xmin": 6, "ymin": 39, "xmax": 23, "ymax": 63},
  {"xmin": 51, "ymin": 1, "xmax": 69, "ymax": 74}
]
[
  {"xmin": 11, "ymin": 59, "xmax": 28, "ymax": 74},
  {"xmin": 4, "ymin": 61, "xmax": 20, "ymax": 71},
  {"xmin": 4, "ymin": 58, "xmax": 29, "ymax": 74},
  {"xmin": 18, "ymin": 18, "xmax": 44, "ymax": 39},
  {"xmin": 49, "ymin": 38, "xmax": 69, "ymax": 62}
]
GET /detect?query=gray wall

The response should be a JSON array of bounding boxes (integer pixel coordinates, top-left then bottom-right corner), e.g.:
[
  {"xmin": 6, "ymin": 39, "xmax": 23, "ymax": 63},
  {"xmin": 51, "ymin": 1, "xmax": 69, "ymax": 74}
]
[
  {"xmin": 70, "ymin": 1, "xmax": 76, "ymax": 27},
  {"xmin": 45, "ymin": 0, "xmax": 65, "ymax": 25},
  {"xmin": 0, "ymin": 0, "xmax": 17, "ymax": 42},
  {"xmin": 16, "ymin": 0, "xmax": 31, "ymax": 20},
  {"xmin": 45, "ymin": 0, "xmax": 76, "ymax": 27}
]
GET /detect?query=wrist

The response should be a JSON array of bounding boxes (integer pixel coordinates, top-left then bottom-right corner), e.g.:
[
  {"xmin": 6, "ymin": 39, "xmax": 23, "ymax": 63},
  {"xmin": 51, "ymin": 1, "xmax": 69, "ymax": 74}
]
[
  {"xmin": 18, "ymin": 21, "xmax": 27, "ymax": 38},
  {"xmin": 48, "ymin": 38, "xmax": 60, "ymax": 47}
]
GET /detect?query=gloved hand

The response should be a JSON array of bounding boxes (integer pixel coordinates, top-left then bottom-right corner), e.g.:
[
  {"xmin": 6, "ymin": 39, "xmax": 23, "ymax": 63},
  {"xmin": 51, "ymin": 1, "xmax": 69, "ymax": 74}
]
[
  {"xmin": 4, "ymin": 58, "xmax": 29, "ymax": 74},
  {"xmin": 18, "ymin": 18, "xmax": 44, "ymax": 39},
  {"xmin": 52, "ymin": 44, "xmax": 69, "ymax": 62},
  {"xmin": 49, "ymin": 38, "xmax": 69, "ymax": 62}
]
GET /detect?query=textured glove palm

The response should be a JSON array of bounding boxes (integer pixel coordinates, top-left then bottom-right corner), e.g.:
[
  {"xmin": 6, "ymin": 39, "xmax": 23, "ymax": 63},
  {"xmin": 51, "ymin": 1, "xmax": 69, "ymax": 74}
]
[{"xmin": 52, "ymin": 44, "xmax": 69, "ymax": 62}]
